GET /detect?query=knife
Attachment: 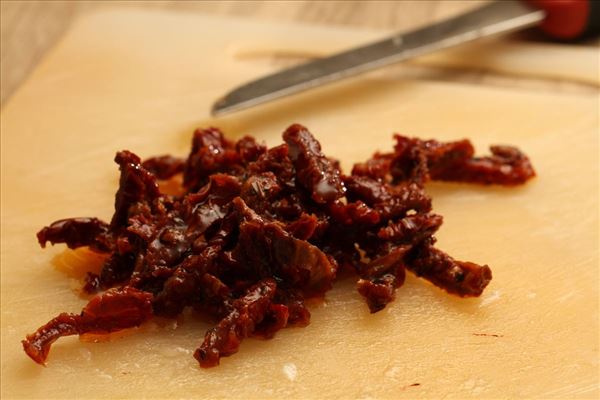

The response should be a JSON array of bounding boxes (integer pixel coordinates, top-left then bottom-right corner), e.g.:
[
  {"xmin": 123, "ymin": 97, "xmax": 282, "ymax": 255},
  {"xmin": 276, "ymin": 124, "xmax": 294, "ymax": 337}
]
[{"xmin": 212, "ymin": 0, "xmax": 599, "ymax": 116}]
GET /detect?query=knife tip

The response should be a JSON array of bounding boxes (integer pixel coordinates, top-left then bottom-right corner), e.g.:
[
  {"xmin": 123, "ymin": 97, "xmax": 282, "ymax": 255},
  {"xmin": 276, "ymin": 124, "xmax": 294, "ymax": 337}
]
[
  {"xmin": 211, "ymin": 95, "xmax": 257, "ymax": 117},
  {"xmin": 210, "ymin": 98, "xmax": 228, "ymax": 117}
]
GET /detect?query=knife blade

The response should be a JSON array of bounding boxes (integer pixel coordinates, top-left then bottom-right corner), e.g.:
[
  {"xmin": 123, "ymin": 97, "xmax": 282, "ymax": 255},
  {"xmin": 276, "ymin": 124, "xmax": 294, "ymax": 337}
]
[{"xmin": 212, "ymin": 0, "xmax": 545, "ymax": 116}]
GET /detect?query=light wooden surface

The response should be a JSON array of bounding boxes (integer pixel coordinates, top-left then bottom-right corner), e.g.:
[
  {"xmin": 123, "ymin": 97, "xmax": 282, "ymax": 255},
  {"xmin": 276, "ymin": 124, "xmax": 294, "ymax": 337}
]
[
  {"xmin": 2, "ymin": 0, "xmax": 510, "ymax": 108},
  {"xmin": 1, "ymin": 10, "xmax": 598, "ymax": 398}
]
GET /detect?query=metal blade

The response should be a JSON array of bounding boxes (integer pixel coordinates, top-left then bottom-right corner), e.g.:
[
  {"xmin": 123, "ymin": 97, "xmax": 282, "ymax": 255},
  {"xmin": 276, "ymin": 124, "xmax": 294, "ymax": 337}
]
[{"xmin": 212, "ymin": 0, "xmax": 545, "ymax": 116}]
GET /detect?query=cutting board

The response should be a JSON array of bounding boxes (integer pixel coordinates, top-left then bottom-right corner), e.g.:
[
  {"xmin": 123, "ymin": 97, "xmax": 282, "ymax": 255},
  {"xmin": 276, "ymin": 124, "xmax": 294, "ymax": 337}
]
[{"xmin": 1, "ymin": 10, "xmax": 598, "ymax": 399}]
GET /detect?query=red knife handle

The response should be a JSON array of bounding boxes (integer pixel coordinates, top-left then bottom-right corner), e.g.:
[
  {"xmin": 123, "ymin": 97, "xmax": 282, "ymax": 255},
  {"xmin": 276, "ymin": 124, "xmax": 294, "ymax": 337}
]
[{"xmin": 527, "ymin": 0, "xmax": 600, "ymax": 40}]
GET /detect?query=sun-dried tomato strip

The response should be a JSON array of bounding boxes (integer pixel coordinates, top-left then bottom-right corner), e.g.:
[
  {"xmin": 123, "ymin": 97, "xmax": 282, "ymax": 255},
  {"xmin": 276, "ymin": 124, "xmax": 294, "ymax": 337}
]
[
  {"xmin": 22, "ymin": 287, "xmax": 153, "ymax": 365},
  {"xmin": 232, "ymin": 198, "xmax": 337, "ymax": 296},
  {"xmin": 357, "ymin": 245, "xmax": 410, "ymax": 313},
  {"xmin": 37, "ymin": 217, "xmax": 112, "ymax": 252},
  {"xmin": 406, "ymin": 241, "xmax": 492, "ymax": 297},
  {"xmin": 283, "ymin": 124, "xmax": 345, "ymax": 203},
  {"xmin": 194, "ymin": 279, "xmax": 277, "ymax": 367},
  {"xmin": 430, "ymin": 145, "xmax": 536, "ymax": 185},
  {"xmin": 354, "ymin": 135, "xmax": 535, "ymax": 187},
  {"xmin": 111, "ymin": 151, "xmax": 160, "ymax": 228},
  {"xmin": 142, "ymin": 155, "xmax": 185, "ymax": 180}
]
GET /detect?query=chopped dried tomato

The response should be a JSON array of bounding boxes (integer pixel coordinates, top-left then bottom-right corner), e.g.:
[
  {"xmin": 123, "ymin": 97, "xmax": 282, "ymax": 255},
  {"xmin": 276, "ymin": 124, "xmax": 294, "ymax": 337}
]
[{"xmin": 23, "ymin": 125, "xmax": 534, "ymax": 368}]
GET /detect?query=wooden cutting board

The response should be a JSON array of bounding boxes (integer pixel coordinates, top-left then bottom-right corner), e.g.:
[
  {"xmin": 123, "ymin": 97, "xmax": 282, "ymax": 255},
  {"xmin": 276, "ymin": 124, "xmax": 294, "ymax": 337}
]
[{"xmin": 1, "ymin": 10, "xmax": 598, "ymax": 399}]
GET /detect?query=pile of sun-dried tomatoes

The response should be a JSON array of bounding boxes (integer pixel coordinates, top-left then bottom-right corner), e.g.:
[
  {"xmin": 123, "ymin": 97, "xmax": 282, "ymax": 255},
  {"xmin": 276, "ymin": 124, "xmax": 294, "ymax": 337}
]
[{"xmin": 23, "ymin": 124, "xmax": 534, "ymax": 367}]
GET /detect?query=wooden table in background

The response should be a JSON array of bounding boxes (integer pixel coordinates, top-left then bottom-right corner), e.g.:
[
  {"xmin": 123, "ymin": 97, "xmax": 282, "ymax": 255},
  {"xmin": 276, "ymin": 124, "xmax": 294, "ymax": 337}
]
[{"xmin": 1, "ymin": 0, "xmax": 597, "ymax": 109}]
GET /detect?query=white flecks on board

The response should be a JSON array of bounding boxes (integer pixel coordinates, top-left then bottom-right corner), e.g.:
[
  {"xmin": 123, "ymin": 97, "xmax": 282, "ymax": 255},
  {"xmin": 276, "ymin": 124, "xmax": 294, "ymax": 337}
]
[
  {"xmin": 282, "ymin": 362, "xmax": 297, "ymax": 382},
  {"xmin": 479, "ymin": 290, "xmax": 501, "ymax": 307}
]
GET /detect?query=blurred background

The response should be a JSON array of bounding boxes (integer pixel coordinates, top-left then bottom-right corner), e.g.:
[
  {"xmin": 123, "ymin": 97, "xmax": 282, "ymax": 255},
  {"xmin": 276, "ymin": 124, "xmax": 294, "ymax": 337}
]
[
  {"xmin": 2, "ymin": 0, "xmax": 598, "ymax": 109},
  {"xmin": 0, "ymin": 0, "xmax": 502, "ymax": 108}
]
